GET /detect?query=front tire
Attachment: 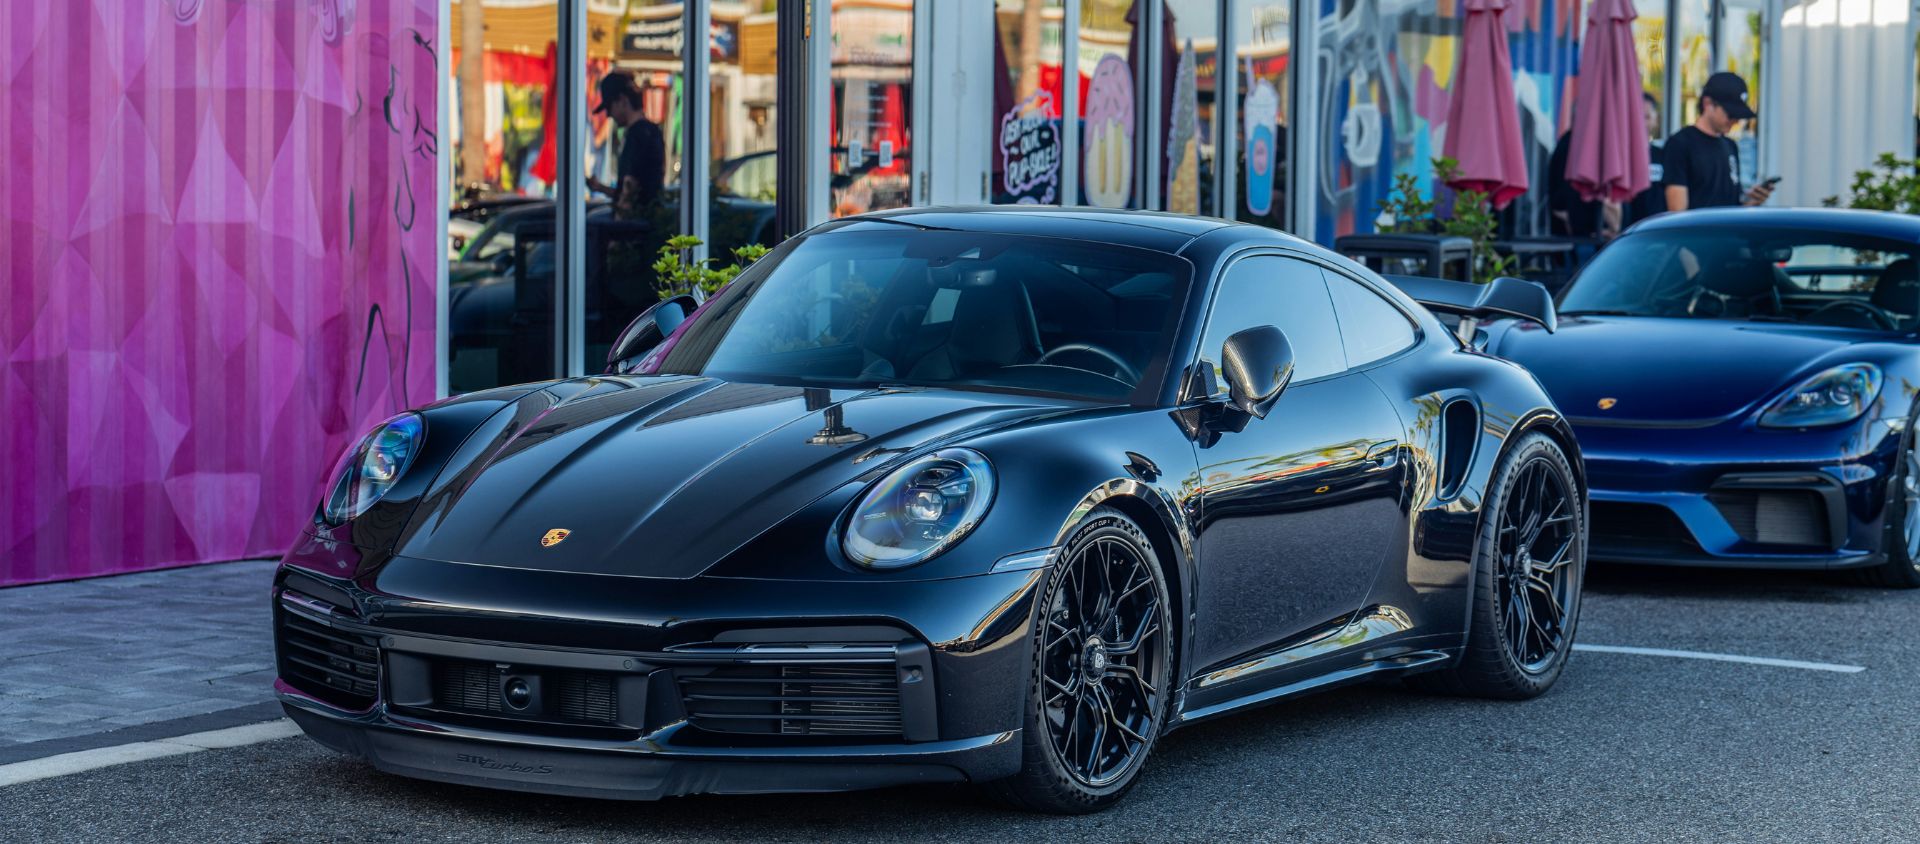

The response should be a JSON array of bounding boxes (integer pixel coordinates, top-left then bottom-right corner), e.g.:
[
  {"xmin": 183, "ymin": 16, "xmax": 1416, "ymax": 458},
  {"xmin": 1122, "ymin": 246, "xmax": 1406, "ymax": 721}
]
[
  {"xmin": 989, "ymin": 508, "xmax": 1172, "ymax": 814},
  {"xmin": 1857, "ymin": 417, "xmax": 1920, "ymax": 588},
  {"xmin": 1411, "ymin": 431, "xmax": 1585, "ymax": 699}
]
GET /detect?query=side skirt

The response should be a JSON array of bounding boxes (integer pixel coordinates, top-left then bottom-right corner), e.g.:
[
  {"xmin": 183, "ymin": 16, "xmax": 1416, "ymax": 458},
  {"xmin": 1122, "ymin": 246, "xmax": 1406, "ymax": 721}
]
[{"xmin": 1169, "ymin": 649, "xmax": 1452, "ymax": 729}]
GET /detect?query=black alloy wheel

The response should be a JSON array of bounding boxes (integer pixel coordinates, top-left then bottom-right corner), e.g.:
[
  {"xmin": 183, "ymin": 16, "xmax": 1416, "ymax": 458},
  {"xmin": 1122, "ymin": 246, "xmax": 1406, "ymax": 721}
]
[
  {"xmin": 1494, "ymin": 455, "xmax": 1580, "ymax": 672},
  {"xmin": 991, "ymin": 508, "xmax": 1171, "ymax": 813},
  {"xmin": 1411, "ymin": 432, "xmax": 1585, "ymax": 699}
]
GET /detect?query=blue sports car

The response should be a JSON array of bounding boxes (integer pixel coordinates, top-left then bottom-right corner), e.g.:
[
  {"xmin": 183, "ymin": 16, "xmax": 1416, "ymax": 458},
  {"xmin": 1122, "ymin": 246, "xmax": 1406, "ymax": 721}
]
[{"xmin": 1491, "ymin": 208, "xmax": 1920, "ymax": 587}]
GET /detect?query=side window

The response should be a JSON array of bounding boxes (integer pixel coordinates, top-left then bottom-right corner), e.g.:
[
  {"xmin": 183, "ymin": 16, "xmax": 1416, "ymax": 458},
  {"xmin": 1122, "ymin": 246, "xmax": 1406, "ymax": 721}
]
[
  {"xmin": 1324, "ymin": 272, "xmax": 1417, "ymax": 366},
  {"xmin": 1197, "ymin": 256, "xmax": 1345, "ymax": 394}
]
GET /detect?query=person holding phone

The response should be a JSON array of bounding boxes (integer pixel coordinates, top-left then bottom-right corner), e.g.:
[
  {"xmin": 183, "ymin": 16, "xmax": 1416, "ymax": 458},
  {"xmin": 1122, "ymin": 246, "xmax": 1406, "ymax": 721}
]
[
  {"xmin": 588, "ymin": 69, "xmax": 664, "ymax": 219},
  {"xmin": 1663, "ymin": 72, "xmax": 1774, "ymax": 212}
]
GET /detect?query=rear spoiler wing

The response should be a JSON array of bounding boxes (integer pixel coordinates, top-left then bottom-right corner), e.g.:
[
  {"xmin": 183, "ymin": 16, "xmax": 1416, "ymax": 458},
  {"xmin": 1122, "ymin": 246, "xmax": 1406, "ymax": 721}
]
[{"xmin": 1383, "ymin": 275, "xmax": 1557, "ymax": 339}]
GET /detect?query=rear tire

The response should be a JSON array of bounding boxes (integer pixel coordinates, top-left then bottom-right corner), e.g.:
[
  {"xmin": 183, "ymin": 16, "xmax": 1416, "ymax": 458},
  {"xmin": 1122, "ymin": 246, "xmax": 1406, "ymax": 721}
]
[
  {"xmin": 1856, "ymin": 417, "xmax": 1920, "ymax": 588},
  {"xmin": 1410, "ymin": 432, "xmax": 1585, "ymax": 700},
  {"xmin": 988, "ymin": 508, "xmax": 1172, "ymax": 814}
]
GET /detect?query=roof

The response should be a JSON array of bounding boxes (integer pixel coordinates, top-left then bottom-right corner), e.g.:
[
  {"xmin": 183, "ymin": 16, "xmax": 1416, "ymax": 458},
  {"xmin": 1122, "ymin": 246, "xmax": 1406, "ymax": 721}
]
[
  {"xmin": 832, "ymin": 205, "xmax": 1241, "ymax": 252},
  {"xmin": 1628, "ymin": 207, "xmax": 1920, "ymax": 241}
]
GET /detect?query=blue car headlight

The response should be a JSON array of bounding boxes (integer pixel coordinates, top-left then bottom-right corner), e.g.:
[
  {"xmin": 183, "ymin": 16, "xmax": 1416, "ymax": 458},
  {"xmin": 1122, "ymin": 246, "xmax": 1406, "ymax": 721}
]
[
  {"xmin": 1759, "ymin": 364, "xmax": 1881, "ymax": 429},
  {"xmin": 842, "ymin": 448, "xmax": 995, "ymax": 570},
  {"xmin": 321, "ymin": 413, "xmax": 425, "ymax": 524}
]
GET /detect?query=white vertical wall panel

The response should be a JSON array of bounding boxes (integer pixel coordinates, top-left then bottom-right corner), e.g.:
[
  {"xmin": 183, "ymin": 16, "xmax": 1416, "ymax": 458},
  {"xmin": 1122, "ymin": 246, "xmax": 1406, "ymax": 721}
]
[
  {"xmin": 924, "ymin": 1, "xmax": 994, "ymax": 205},
  {"xmin": 1773, "ymin": 0, "xmax": 1913, "ymax": 208}
]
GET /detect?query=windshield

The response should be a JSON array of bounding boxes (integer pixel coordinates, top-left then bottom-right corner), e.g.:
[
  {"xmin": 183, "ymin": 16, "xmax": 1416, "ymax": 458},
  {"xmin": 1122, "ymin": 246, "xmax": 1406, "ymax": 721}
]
[
  {"xmin": 644, "ymin": 228, "xmax": 1193, "ymax": 402},
  {"xmin": 1560, "ymin": 228, "xmax": 1920, "ymax": 329}
]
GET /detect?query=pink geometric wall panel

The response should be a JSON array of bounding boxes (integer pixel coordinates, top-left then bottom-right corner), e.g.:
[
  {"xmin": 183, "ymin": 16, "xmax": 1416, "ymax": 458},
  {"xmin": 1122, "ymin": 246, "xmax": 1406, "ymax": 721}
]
[{"xmin": 1, "ymin": 0, "xmax": 440, "ymax": 586}]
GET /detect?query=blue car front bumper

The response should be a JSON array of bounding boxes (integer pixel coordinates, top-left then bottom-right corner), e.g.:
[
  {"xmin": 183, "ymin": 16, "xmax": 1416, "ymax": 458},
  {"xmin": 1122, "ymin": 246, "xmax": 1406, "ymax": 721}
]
[{"xmin": 1574, "ymin": 416, "xmax": 1904, "ymax": 569}]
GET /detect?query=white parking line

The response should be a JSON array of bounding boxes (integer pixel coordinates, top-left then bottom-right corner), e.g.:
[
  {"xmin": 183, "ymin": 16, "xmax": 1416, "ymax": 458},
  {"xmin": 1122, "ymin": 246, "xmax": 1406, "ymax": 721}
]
[
  {"xmin": 0, "ymin": 719, "xmax": 302, "ymax": 788},
  {"xmin": 1574, "ymin": 643, "xmax": 1866, "ymax": 674}
]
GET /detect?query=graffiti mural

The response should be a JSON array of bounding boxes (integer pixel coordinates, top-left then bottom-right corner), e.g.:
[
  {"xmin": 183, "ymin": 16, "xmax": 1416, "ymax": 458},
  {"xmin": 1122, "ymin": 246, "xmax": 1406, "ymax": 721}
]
[
  {"xmin": 1311, "ymin": 0, "xmax": 1582, "ymax": 242},
  {"xmin": 1, "ymin": 0, "xmax": 439, "ymax": 585}
]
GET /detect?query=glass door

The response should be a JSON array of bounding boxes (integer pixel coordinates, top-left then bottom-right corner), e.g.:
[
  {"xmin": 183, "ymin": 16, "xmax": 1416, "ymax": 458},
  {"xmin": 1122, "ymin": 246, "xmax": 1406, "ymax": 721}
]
[
  {"xmin": 829, "ymin": 0, "xmax": 917, "ymax": 218},
  {"xmin": 448, "ymin": 0, "xmax": 561, "ymax": 392}
]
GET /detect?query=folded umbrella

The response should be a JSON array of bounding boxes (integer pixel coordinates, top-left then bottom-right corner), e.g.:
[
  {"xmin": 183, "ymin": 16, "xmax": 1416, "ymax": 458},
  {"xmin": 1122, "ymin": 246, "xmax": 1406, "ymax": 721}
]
[
  {"xmin": 1566, "ymin": 0, "xmax": 1651, "ymax": 203},
  {"xmin": 1441, "ymin": 0, "xmax": 1530, "ymax": 209}
]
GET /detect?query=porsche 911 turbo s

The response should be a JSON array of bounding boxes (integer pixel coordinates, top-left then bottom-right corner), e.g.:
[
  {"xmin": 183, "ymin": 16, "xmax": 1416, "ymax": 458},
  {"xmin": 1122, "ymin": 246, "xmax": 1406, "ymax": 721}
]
[
  {"xmin": 1490, "ymin": 208, "xmax": 1920, "ymax": 587},
  {"xmin": 274, "ymin": 207, "xmax": 1588, "ymax": 813}
]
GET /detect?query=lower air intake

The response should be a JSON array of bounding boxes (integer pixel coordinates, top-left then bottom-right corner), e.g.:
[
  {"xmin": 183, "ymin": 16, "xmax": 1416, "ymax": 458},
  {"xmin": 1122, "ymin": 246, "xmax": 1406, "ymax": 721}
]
[{"xmin": 677, "ymin": 662, "xmax": 903, "ymax": 737}]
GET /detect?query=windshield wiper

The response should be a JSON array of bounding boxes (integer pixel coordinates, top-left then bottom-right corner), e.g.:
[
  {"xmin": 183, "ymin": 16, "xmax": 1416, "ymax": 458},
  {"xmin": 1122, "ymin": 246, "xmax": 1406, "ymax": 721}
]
[{"xmin": 1558, "ymin": 309, "xmax": 1639, "ymax": 317}]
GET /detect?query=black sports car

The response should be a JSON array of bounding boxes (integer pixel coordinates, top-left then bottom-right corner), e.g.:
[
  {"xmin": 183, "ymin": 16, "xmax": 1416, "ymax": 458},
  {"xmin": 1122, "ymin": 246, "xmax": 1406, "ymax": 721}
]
[{"xmin": 274, "ymin": 207, "xmax": 1588, "ymax": 812}]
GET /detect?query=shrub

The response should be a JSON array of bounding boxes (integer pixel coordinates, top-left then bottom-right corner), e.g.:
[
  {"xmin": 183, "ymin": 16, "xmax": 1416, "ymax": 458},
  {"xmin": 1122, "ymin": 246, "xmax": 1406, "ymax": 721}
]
[
  {"xmin": 653, "ymin": 235, "xmax": 770, "ymax": 300},
  {"xmin": 1823, "ymin": 153, "xmax": 1920, "ymax": 215}
]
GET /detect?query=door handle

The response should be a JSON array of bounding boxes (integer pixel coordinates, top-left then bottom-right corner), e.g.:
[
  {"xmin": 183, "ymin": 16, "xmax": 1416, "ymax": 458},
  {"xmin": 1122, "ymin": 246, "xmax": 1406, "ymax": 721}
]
[{"xmin": 1364, "ymin": 440, "xmax": 1400, "ymax": 470}]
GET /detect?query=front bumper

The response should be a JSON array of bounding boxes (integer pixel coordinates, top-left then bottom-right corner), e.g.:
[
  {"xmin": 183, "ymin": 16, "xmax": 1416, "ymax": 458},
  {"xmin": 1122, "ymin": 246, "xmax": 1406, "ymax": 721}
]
[
  {"xmin": 1574, "ymin": 418, "xmax": 1899, "ymax": 570},
  {"xmin": 272, "ymin": 547, "xmax": 1042, "ymax": 799}
]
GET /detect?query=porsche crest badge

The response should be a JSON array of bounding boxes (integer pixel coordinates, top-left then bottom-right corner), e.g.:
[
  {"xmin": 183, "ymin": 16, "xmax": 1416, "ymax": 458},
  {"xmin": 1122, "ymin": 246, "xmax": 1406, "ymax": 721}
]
[
  {"xmin": 1597, "ymin": 397, "xmax": 1618, "ymax": 410},
  {"xmin": 540, "ymin": 528, "xmax": 571, "ymax": 547}
]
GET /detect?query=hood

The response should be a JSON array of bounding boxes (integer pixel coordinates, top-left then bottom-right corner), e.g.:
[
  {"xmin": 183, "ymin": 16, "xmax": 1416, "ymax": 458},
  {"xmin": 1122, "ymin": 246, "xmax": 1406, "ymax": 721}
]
[
  {"xmin": 1491, "ymin": 316, "xmax": 1881, "ymax": 424},
  {"xmin": 395, "ymin": 377, "xmax": 1075, "ymax": 578}
]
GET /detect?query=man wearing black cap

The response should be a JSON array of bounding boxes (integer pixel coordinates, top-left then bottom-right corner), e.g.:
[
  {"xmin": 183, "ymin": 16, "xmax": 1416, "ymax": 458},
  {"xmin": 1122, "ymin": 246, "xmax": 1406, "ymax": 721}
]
[
  {"xmin": 1663, "ymin": 71, "xmax": 1772, "ymax": 212},
  {"xmin": 588, "ymin": 69, "xmax": 665, "ymax": 217}
]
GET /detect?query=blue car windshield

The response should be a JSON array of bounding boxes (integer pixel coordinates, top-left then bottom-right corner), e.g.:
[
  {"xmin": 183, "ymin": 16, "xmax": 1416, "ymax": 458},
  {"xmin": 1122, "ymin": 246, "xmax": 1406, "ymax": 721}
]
[
  {"xmin": 646, "ymin": 228, "xmax": 1193, "ymax": 402},
  {"xmin": 1560, "ymin": 228, "xmax": 1920, "ymax": 328}
]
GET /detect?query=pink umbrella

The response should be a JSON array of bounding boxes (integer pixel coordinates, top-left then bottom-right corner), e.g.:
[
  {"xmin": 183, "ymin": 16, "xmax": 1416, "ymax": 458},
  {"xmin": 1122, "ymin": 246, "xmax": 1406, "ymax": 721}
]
[
  {"xmin": 1441, "ymin": 0, "xmax": 1530, "ymax": 209},
  {"xmin": 1566, "ymin": 0, "xmax": 1650, "ymax": 202}
]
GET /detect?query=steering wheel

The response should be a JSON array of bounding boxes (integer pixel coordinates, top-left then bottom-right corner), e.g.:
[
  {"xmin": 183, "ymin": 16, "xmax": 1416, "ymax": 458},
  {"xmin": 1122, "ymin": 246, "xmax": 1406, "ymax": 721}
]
[
  {"xmin": 1806, "ymin": 299, "xmax": 1899, "ymax": 330},
  {"xmin": 1035, "ymin": 343, "xmax": 1141, "ymax": 384},
  {"xmin": 1673, "ymin": 284, "xmax": 1781, "ymax": 318}
]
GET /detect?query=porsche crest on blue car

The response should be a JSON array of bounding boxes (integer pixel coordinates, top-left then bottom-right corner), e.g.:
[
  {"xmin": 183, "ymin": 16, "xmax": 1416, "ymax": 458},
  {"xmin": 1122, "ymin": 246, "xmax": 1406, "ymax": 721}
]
[
  {"xmin": 1490, "ymin": 207, "xmax": 1920, "ymax": 587},
  {"xmin": 274, "ymin": 207, "xmax": 1589, "ymax": 813}
]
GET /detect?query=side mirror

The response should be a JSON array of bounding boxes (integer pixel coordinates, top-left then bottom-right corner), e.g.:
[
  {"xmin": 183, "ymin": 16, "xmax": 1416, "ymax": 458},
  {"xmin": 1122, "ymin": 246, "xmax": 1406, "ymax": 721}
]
[
  {"xmin": 1220, "ymin": 326, "xmax": 1294, "ymax": 419},
  {"xmin": 606, "ymin": 294, "xmax": 698, "ymax": 374}
]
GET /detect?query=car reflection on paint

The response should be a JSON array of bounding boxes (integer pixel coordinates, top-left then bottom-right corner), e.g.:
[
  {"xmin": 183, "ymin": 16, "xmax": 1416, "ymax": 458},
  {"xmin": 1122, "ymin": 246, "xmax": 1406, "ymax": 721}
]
[{"xmin": 274, "ymin": 206, "xmax": 1588, "ymax": 813}]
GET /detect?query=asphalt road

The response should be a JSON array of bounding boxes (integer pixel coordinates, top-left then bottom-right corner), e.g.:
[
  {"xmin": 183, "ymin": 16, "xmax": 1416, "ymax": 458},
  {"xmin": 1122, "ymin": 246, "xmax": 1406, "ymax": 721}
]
[{"xmin": 5, "ymin": 563, "xmax": 1916, "ymax": 843}]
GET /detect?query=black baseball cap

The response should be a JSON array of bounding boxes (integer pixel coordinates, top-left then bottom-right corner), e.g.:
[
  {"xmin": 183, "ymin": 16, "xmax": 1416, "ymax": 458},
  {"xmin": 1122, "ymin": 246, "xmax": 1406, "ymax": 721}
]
[
  {"xmin": 593, "ymin": 69, "xmax": 640, "ymax": 114},
  {"xmin": 1702, "ymin": 72, "xmax": 1755, "ymax": 120}
]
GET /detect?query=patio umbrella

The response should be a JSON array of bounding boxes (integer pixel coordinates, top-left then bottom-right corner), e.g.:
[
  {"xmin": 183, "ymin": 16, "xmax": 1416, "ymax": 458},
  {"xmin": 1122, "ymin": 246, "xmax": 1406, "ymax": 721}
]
[
  {"xmin": 1566, "ymin": 0, "xmax": 1650, "ymax": 203},
  {"xmin": 1441, "ymin": 0, "xmax": 1529, "ymax": 209}
]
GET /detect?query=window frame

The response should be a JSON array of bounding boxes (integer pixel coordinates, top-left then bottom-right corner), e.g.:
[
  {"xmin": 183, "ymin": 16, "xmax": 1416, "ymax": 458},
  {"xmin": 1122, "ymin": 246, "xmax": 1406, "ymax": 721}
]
[
  {"xmin": 1183, "ymin": 250, "xmax": 1347, "ymax": 400},
  {"xmin": 1180, "ymin": 247, "xmax": 1428, "ymax": 404}
]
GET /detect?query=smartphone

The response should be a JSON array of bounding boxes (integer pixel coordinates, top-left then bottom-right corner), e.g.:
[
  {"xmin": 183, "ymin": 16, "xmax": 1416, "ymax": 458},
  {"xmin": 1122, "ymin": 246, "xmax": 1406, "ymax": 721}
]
[{"xmin": 1759, "ymin": 176, "xmax": 1782, "ymax": 189}]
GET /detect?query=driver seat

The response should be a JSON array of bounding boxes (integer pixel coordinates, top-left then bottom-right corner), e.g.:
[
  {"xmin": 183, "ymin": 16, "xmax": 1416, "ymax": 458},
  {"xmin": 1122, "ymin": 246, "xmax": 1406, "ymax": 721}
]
[
  {"xmin": 1871, "ymin": 258, "xmax": 1920, "ymax": 328},
  {"xmin": 1698, "ymin": 258, "xmax": 1784, "ymax": 317},
  {"xmin": 907, "ymin": 279, "xmax": 1042, "ymax": 380}
]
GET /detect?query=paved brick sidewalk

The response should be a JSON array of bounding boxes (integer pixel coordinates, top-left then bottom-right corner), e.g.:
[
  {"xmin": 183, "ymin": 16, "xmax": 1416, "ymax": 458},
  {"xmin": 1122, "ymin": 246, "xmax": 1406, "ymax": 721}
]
[{"xmin": 0, "ymin": 560, "xmax": 279, "ymax": 749}]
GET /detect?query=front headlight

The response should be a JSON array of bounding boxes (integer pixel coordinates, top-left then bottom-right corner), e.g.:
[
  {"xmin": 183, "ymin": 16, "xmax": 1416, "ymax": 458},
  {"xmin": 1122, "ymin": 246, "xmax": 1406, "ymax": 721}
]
[
  {"xmin": 842, "ymin": 448, "xmax": 995, "ymax": 570},
  {"xmin": 321, "ymin": 413, "xmax": 425, "ymax": 524},
  {"xmin": 1759, "ymin": 364, "xmax": 1881, "ymax": 428}
]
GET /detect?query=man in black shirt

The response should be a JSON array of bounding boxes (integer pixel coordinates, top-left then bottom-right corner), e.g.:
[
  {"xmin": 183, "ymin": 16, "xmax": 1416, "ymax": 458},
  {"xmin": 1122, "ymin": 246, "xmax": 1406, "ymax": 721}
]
[
  {"xmin": 588, "ymin": 69, "xmax": 665, "ymax": 217},
  {"xmin": 1664, "ymin": 72, "xmax": 1772, "ymax": 211}
]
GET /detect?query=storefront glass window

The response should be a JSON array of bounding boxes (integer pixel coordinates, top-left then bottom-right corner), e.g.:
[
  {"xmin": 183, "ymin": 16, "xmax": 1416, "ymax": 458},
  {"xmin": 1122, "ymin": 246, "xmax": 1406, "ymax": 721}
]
[
  {"xmin": 1675, "ymin": 0, "xmax": 1711, "ymax": 132},
  {"xmin": 712, "ymin": 1, "xmax": 781, "ymax": 257},
  {"xmin": 583, "ymin": 0, "xmax": 683, "ymax": 369},
  {"xmin": 1632, "ymin": 0, "xmax": 1669, "ymax": 139},
  {"xmin": 830, "ymin": 0, "xmax": 916, "ymax": 218},
  {"xmin": 1233, "ymin": 0, "xmax": 1291, "ymax": 228},
  {"xmin": 1718, "ymin": 0, "xmax": 1764, "ymax": 187},
  {"xmin": 1079, "ymin": 0, "xmax": 1141, "ymax": 209},
  {"xmin": 448, "ymin": 0, "xmax": 561, "ymax": 392},
  {"xmin": 992, "ymin": 0, "xmax": 1067, "ymax": 205},
  {"xmin": 1164, "ymin": 0, "xmax": 1217, "ymax": 216}
]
